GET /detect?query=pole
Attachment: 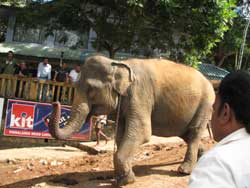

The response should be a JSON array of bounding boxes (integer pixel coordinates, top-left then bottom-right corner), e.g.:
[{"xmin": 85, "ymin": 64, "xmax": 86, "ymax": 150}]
[
  {"xmin": 60, "ymin": 51, "xmax": 64, "ymax": 67},
  {"xmin": 237, "ymin": 18, "xmax": 250, "ymax": 70}
]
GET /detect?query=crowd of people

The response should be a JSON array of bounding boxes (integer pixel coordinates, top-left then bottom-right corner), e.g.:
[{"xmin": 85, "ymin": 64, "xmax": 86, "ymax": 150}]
[
  {"xmin": 0, "ymin": 51, "xmax": 81, "ymax": 100},
  {"xmin": 0, "ymin": 51, "xmax": 81, "ymax": 84}
]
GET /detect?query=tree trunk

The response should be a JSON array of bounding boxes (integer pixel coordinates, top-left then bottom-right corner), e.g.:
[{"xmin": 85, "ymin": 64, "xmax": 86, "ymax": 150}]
[{"xmin": 109, "ymin": 49, "xmax": 115, "ymax": 59}]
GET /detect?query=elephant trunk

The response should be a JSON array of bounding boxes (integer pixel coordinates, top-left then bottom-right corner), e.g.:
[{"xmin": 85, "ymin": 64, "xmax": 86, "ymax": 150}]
[{"xmin": 48, "ymin": 93, "xmax": 90, "ymax": 140}]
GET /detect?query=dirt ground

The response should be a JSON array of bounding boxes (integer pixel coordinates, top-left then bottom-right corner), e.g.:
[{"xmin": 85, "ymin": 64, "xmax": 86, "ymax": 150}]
[{"xmin": 0, "ymin": 137, "xmax": 214, "ymax": 188}]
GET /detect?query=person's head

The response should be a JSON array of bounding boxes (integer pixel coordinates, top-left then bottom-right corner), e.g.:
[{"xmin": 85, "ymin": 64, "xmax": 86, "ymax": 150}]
[
  {"xmin": 75, "ymin": 64, "xmax": 81, "ymax": 73},
  {"xmin": 20, "ymin": 62, "xmax": 26, "ymax": 70},
  {"xmin": 62, "ymin": 62, "xmax": 67, "ymax": 69},
  {"xmin": 7, "ymin": 51, "xmax": 14, "ymax": 60},
  {"xmin": 43, "ymin": 58, "xmax": 49, "ymax": 65},
  {"xmin": 211, "ymin": 71, "xmax": 250, "ymax": 141}
]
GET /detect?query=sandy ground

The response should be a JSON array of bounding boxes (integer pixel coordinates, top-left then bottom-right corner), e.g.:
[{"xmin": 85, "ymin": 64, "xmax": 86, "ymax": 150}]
[{"xmin": 0, "ymin": 136, "xmax": 214, "ymax": 188}]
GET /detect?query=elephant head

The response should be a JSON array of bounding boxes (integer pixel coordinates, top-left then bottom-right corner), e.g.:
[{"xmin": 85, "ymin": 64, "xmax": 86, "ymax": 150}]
[{"xmin": 48, "ymin": 55, "xmax": 135, "ymax": 140}]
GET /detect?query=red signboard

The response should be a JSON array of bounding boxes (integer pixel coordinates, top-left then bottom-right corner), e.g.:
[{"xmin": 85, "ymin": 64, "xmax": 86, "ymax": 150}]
[{"xmin": 4, "ymin": 99, "xmax": 92, "ymax": 141}]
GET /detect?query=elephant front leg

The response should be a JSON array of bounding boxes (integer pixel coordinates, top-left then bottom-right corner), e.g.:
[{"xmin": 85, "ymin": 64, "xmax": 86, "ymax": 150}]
[
  {"xmin": 114, "ymin": 140, "xmax": 138, "ymax": 185},
  {"xmin": 113, "ymin": 117, "xmax": 151, "ymax": 186}
]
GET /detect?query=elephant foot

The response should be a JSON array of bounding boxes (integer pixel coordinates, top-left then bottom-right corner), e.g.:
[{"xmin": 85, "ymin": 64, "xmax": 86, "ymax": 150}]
[
  {"xmin": 178, "ymin": 161, "xmax": 193, "ymax": 175},
  {"xmin": 115, "ymin": 171, "xmax": 135, "ymax": 186}
]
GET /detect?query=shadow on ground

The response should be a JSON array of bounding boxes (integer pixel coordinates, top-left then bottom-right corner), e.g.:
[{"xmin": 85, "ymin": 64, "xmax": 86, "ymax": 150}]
[
  {"xmin": 134, "ymin": 161, "xmax": 187, "ymax": 177},
  {"xmin": 1, "ymin": 161, "xmax": 186, "ymax": 188}
]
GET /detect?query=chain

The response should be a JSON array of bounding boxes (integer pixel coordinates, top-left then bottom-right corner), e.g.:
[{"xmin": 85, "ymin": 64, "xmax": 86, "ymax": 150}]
[{"xmin": 113, "ymin": 94, "xmax": 122, "ymax": 154}]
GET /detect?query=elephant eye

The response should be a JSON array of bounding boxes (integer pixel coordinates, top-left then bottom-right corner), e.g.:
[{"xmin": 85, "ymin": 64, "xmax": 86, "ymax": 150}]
[
  {"xmin": 86, "ymin": 79, "xmax": 104, "ymax": 99},
  {"xmin": 87, "ymin": 86, "xmax": 96, "ymax": 98},
  {"xmin": 87, "ymin": 83, "xmax": 102, "ymax": 98}
]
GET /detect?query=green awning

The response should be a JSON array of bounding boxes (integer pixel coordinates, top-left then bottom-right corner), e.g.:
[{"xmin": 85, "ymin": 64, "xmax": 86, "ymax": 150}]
[
  {"xmin": 198, "ymin": 63, "xmax": 229, "ymax": 80},
  {"xmin": 0, "ymin": 42, "xmax": 137, "ymax": 62},
  {"xmin": 0, "ymin": 42, "xmax": 84, "ymax": 61},
  {"xmin": 0, "ymin": 1, "xmax": 26, "ymax": 8}
]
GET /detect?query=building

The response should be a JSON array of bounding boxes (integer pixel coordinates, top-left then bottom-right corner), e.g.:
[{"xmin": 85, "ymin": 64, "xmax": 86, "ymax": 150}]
[{"xmin": 0, "ymin": 2, "xmax": 98, "ymax": 65}]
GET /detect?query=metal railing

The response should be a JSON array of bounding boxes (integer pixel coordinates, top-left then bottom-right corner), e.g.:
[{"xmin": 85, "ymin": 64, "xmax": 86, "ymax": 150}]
[{"xmin": 0, "ymin": 74, "xmax": 77, "ymax": 105}]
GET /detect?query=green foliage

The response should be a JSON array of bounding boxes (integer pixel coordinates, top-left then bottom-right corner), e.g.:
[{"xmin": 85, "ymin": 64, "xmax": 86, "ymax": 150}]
[
  {"xmin": 0, "ymin": 17, "xmax": 8, "ymax": 42},
  {"xmin": 209, "ymin": 14, "xmax": 250, "ymax": 70},
  {"xmin": 129, "ymin": 0, "xmax": 237, "ymax": 64},
  {"xmin": 0, "ymin": 0, "xmax": 24, "ymax": 42},
  {"xmin": 89, "ymin": 1, "xmax": 139, "ymax": 58},
  {"xmin": 20, "ymin": 0, "xmax": 237, "ymax": 62}
]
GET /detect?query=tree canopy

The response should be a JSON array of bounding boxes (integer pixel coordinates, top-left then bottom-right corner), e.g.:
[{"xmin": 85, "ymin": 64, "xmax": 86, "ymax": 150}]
[
  {"xmin": 129, "ymin": 0, "xmax": 237, "ymax": 66},
  {"xmin": 209, "ymin": 1, "xmax": 250, "ymax": 70},
  {"xmin": 18, "ymin": 0, "xmax": 237, "ymax": 65}
]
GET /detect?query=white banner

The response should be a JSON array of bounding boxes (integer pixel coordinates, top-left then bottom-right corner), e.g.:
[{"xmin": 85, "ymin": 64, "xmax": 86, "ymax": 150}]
[{"xmin": 0, "ymin": 98, "xmax": 4, "ymax": 129}]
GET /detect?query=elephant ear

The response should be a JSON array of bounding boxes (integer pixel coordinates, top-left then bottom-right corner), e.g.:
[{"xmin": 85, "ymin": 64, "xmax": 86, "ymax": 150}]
[{"xmin": 111, "ymin": 61, "xmax": 136, "ymax": 96}]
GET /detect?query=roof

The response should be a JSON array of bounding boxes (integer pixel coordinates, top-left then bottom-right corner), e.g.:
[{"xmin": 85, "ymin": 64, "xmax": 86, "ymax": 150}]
[
  {"xmin": 0, "ymin": 42, "xmax": 85, "ymax": 61},
  {"xmin": 0, "ymin": 1, "xmax": 26, "ymax": 8},
  {"xmin": 198, "ymin": 63, "xmax": 229, "ymax": 80},
  {"xmin": 0, "ymin": 42, "xmax": 137, "ymax": 62}
]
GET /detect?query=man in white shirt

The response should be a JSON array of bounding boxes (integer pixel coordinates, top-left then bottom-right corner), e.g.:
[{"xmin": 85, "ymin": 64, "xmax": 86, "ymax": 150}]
[
  {"xmin": 37, "ymin": 58, "xmax": 51, "ymax": 80},
  {"xmin": 36, "ymin": 58, "xmax": 52, "ymax": 102},
  {"xmin": 189, "ymin": 71, "xmax": 250, "ymax": 188},
  {"xmin": 69, "ymin": 64, "xmax": 81, "ymax": 83}
]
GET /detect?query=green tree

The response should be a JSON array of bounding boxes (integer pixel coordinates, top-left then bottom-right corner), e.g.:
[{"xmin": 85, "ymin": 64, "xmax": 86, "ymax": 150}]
[
  {"xmin": 21, "ymin": 0, "xmax": 140, "ymax": 58},
  {"xmin": 128, "ymin": 0, "xmax": 237, "ymax": 66},
  {"xmin": 21, "ymin": 0, "xmax": 237, "ymax": 63},
  {"xmin": 0, "ymin": 0, "xmax": 27, "ymax": 42},
  {"xmin": 0, "ymin": 17, "xmax": 8, "ymax": 42},
  {"xmin": 209, "ymin": 1, "xmax": 250, "ymax": 71},
  {"xmin": 209, "ymin": 16, "xmax": 248, "ymax": 69}
]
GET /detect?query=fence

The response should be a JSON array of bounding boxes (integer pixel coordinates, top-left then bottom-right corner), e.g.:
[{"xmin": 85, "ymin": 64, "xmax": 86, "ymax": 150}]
[
  {"xmin": 0, "ymin": 75, "xmax": 221, "ymax": 105},
  {"xmin": 0, "ymin": 75, "xmax": 220, "ymax": 145},
  {"xmin": 0, "ymin": 74, "xmax": 77, "ymax": 105}
]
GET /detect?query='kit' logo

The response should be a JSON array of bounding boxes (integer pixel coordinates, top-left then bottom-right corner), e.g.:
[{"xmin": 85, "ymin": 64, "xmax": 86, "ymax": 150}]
[
  {"xmin": 10, "ymin": 104, "xmax": 35, "ymax": 129},
  {"xmin": 43, "ymin": 111, "xmax": 69, "ymax": 128}
]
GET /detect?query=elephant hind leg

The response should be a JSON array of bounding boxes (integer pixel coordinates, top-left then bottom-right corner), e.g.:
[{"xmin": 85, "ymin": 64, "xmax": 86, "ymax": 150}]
[{"xmin": 178, "ymin": 103, "xmax": 210, "ymax": 174}]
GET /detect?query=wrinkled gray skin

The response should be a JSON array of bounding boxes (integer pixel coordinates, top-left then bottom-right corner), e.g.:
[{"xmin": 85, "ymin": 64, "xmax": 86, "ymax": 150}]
[{"xmin": 48, "ymin": 55, "xmax": 215, "ymax": 186}]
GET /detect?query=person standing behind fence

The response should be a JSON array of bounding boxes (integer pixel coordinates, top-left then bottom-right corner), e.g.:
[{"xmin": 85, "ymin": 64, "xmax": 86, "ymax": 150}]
[
  {"xmin": 69, "ymin": 64, "xmax": 81, "ymax": 83},
  {"xmin": 15, "ymin": 62, "xmax": 29, "ymax": 78},
  {"xmin": 37, "ymin": 58, "xmax": 52, "ymax": 102},
  {"xmin": 14, "ymin": 62, "xmax": 29, "ymax": 98},
  {"xmin": 0, "ymin": 51, "xmax": 18, "ymax": 74},
  {"xmin": 53, "ymin": 63, "xmax": 69, "ymax": 83},
  {"xmin": 53, "ymin": 62, "xmax": 69, "ymax": 102},
  {"xmin": 37, "ymin": 58, "xmax": 51, "ymax": 80},
  {"xmin": 0, "ymin": 51, "xmax": 18, "ymax": 97}
]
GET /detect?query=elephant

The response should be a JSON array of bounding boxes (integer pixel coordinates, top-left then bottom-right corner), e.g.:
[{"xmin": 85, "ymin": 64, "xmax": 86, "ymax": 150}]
[{"xmin": 48, "ymin": 55, "xmax": 215, "ymax": 186}]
